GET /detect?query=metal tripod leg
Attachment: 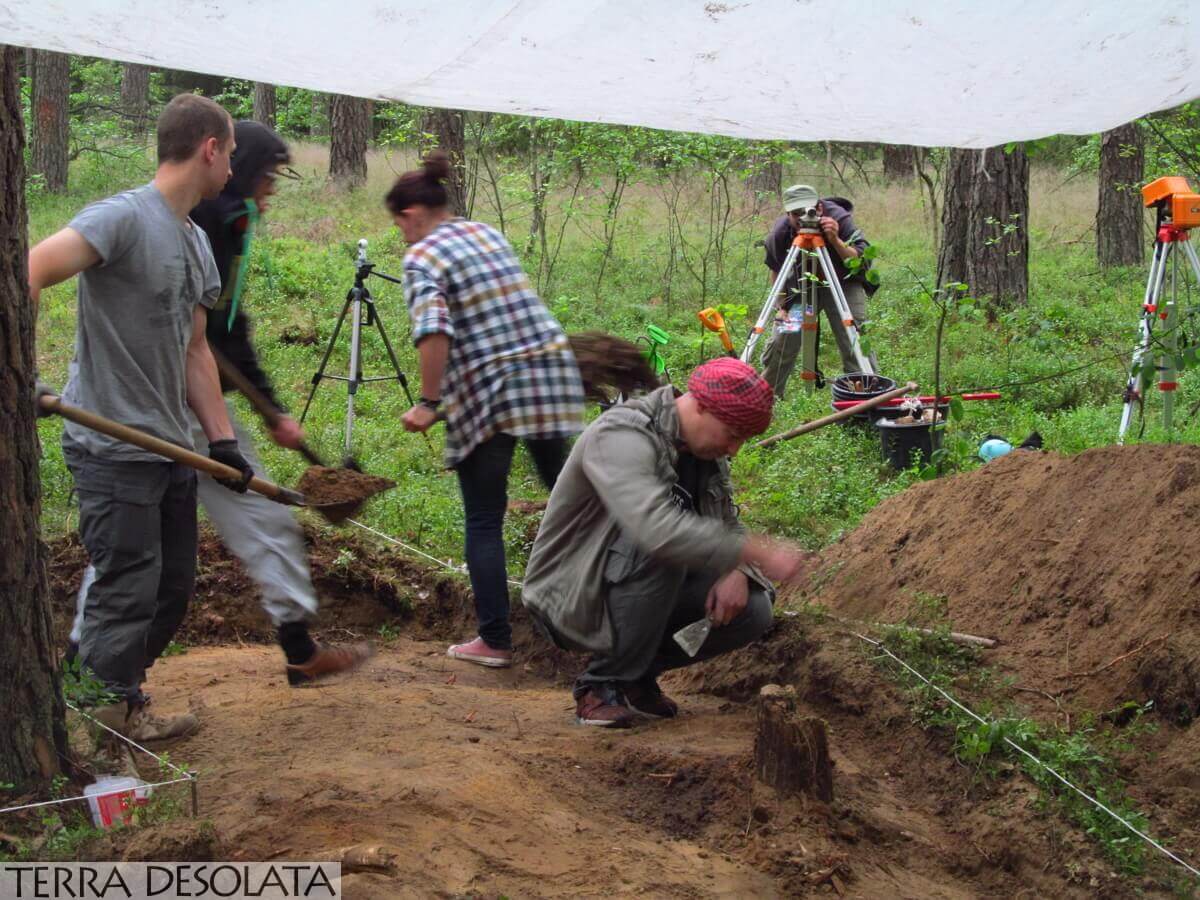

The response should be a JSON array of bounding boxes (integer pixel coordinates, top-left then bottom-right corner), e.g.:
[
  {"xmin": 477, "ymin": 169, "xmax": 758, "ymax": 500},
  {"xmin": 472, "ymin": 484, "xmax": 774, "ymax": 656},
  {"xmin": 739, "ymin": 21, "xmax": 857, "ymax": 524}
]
[
  {"xmin": 299, "ymin": 291, "xmax": 354, "ymax": 424},
  {"xmin": 1118, "ymin": 240, "xmax": 1171, "ymax": 442},
  {"xmin": 344, "ymin": 289, "xmax": 364, "ymax": 456},
  {"xmin": 742, "ymin": 244, "xmax": 801, "ymax": 364},
  {"xmin": 798, "ymin": 255, "xmax": 820, "ymax": 393},
  {"xmin": 816, "ymin": 244, "xmax": 873, "ymax": 374},
  {"xmin": 368, "ymin": 299, "xmax": 417, "ymax": 407}
]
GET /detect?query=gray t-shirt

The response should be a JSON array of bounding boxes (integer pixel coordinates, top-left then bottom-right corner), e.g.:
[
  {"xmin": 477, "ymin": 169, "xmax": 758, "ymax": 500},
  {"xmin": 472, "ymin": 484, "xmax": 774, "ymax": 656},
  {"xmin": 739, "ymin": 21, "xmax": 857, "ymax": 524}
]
[{"xmin": 61, "ymin": 183, "xmax": 220, "ymax": 461}]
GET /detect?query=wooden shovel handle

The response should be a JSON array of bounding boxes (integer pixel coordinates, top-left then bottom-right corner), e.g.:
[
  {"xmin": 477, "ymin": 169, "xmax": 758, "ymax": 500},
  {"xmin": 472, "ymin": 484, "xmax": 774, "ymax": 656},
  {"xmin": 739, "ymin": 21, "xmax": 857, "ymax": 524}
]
[
  {"xmin": 755, "ymin": 381, "xmax": 919, "ymax": 448},
  {"xmin": 39, "ymin": 394, "xmax": 305, "ymax": 507},
  {"xmin": 209, "ymin": 346, "xmax": 326, "ymax": 467}
]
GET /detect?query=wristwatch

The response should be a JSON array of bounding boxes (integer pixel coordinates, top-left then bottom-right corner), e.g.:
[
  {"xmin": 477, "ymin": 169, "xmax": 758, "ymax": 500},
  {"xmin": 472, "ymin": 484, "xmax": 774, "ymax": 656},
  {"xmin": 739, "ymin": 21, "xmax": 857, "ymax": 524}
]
[{"xmin": 418, "ymin": 396, "xmax": 441, "ymax": 411}]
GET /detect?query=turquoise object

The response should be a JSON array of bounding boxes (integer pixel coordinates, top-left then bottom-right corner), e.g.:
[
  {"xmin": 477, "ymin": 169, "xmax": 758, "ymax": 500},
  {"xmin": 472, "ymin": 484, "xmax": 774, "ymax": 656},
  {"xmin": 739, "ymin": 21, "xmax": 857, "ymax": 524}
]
[{"xmin": 979, "ymin": 438, "xmax": 1013, "ymax": 462}]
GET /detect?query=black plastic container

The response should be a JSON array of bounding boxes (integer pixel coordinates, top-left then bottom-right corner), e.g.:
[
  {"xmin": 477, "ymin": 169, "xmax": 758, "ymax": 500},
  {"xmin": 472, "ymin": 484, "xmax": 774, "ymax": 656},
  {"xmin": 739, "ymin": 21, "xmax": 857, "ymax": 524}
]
[
  {"xmin": 877, "ymin": 416, "xmax": 943, "ymax": 469},
  {"xmin": 830, "ymin": 373, "xmax": 897, "ymax": 424}
]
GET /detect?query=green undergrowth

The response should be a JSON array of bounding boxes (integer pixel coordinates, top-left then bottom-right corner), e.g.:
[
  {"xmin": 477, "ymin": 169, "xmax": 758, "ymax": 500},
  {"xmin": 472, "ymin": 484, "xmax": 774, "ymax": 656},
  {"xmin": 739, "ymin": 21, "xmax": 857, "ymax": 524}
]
[{"xmin": 865, "ymin": 609, "xmax": 1180, "ymax": 885}]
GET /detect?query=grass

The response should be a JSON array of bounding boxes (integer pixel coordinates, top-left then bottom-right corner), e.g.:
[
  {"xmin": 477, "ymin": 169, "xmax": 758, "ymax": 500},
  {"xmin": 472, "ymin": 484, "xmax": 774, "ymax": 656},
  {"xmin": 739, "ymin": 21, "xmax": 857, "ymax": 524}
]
[{"xmin": 28, "ymin": 144, "xmax": 1198, "ymax": 577}]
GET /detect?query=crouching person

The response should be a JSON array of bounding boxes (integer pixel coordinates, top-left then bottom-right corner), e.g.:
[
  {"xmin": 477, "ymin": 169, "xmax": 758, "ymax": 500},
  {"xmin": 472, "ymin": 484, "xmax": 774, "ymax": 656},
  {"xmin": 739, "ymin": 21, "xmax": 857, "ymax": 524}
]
[{"xmin": 522, "ymin": 358, "xmax": 816, "ymax": 727}]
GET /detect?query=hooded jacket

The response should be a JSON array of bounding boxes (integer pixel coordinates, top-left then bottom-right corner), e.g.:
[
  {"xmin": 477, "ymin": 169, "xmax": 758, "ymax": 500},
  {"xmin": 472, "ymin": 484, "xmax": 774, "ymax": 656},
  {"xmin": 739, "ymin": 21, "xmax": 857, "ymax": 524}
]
[
  {"xmin": 191, "ymin": 120, "xmax": 290, "ymax": 411},
  {"xmin": 764, "ymin": 196, "xmax": 878, "ymax": 300}
]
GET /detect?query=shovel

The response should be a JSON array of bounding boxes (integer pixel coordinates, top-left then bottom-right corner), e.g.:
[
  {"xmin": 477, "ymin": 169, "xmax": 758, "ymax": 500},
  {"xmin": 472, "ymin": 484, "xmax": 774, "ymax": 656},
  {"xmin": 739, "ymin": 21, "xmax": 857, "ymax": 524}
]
[
  {"xmin": 672, "ymin": 616, "xmax": 713, "ymax": 658},
  {"xmin": 37, "ymin": 392, "xmax": 305, "ymax": 507},
  {"xmin": 209, "ymin": 348, "xmax": 394, "ymax": 521}
]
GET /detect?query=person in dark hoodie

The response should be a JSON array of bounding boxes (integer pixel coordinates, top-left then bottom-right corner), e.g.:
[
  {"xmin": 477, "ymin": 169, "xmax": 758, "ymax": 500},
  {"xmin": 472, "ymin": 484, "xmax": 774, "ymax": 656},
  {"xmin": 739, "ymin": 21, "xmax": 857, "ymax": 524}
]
[
  {"xmin": 760, "ymin": 183, "xmax": 879, "ymax": 397},
  {"xmin": 72, "ymin": 121, "xmax": 370, "ymax": 687}
]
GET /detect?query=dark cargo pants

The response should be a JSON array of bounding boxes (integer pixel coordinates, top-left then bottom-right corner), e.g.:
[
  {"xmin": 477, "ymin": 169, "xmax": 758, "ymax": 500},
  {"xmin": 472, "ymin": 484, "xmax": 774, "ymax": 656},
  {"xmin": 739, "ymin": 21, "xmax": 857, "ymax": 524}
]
[
  {"xmin": 575, "ymin": 533, "xmax": 775, "ymax": 696},
  {"xmin": 65, "ymin": 444, "xmax": 198, "ymax": 702}
]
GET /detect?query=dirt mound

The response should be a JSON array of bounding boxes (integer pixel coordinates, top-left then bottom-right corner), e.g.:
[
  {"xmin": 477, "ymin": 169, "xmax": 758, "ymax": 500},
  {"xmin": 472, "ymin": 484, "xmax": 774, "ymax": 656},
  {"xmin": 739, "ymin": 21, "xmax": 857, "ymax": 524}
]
[
  {"xmin": 296, "ymin": 465, "xmax": 395, "ymax": 507},
  {"xmin": 797, "ymin": 445, "xmax": 1200, "ymax": 722}
]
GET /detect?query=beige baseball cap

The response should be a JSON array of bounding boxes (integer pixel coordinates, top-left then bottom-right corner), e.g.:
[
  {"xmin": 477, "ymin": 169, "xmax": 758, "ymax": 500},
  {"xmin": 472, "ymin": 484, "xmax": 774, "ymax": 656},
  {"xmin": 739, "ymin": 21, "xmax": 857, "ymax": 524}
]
[{"xmin": 782, "ymin": 183, "xmax": 820, "ymax": 212}]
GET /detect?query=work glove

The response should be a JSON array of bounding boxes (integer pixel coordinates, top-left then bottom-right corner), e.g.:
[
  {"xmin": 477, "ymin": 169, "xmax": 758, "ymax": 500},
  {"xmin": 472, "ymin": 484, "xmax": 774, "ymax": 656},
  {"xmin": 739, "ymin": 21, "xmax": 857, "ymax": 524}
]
[
  {"xmin": 208, "ymin": 439, "xmax": 254, "ymax": 493},
  {"xmin": 34, "ymin": 380, "xmax": 59, "ymax": 417}
]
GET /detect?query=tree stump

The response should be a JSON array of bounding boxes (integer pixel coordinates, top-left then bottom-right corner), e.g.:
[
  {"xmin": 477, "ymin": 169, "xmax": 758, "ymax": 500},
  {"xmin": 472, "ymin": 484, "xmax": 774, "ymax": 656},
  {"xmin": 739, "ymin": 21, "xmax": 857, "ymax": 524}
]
[{"xmin": 753, "ymin": 684, "xmax": 833, "ymax": 802}]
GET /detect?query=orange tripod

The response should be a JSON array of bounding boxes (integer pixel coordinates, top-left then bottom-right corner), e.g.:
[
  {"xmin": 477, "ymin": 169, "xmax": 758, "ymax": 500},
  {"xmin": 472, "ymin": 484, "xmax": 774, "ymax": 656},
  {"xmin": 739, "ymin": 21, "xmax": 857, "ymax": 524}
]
[{"xmin": 741, "ymin": 228, "xmax": 873, "ymax": 391}]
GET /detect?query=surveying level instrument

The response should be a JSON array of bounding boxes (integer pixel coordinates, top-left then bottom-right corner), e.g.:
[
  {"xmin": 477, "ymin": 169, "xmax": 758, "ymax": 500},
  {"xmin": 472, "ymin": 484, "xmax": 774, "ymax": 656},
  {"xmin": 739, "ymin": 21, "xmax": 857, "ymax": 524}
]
[
  {"xmin": 300, "ymin": 238, "xmax": 416, "ymax": 457},
  {"xmin": 741, "ymin": 218, "xmax": 873, "ymax": 391},
  {"xmin": 1117, "ymin": 177, "xmax": 1200, "ymax": 443}
]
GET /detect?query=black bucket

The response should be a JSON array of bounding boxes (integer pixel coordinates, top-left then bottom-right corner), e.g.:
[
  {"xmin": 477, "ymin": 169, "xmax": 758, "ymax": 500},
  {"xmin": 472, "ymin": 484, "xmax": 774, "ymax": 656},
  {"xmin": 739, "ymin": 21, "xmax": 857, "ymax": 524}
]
[
  {"xmin": 877, "ymin": 417, "xmax": 943, "ymax": 469},
  {"xmin": 830, "ymin": 373, "xmax": 897, "ymax": 424}
]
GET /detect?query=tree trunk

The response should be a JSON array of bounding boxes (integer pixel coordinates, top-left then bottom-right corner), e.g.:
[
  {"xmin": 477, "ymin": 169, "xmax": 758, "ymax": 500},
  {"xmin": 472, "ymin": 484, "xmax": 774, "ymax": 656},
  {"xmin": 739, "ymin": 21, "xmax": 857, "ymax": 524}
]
[
  {"xmin": 31, "ymin": 49, "xmax": 69, "ymax": 193},
  {"xmin": 0, "ymin": 44, "xmax": 69, "ymax": 791},
  {"xmin": 882, "ymin": 144, "xmax": 917, "ymax": 183},
  {"xmin": 120, "ymin": 63, "xmax": 150, "ymax": 138},
  {"xmin": 938, "ymin": 146, "xmax": 1029, "ymax": 313},
  {"xmin": 329, "ymin": 94, "xmax": 369, "ymax": 188},
  {"xmin": 421, "ymin": 107, "xmax": 467, "ymax": 216},
  {"xmin": 753, "ymin": 685, "xmax": 833, "ymax": 802},
  {"xmin": 936, "ymin": 149, "xmax": 973, "ymax": 288},
  {"xmin": 253, "ymin": 82, "xmax": 276, "ymax": 130},
  {"xmin": 1097, "ymin": 122, "xmax": 1145, "ymax": 269}
]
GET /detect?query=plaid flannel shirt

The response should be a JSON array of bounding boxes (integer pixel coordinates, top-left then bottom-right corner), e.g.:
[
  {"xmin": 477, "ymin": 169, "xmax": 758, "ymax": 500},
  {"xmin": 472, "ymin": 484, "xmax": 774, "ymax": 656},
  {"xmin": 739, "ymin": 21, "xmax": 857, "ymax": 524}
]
[{"xmin": 404, "ymin": 219, "xmax": 584, "ymax": 467}]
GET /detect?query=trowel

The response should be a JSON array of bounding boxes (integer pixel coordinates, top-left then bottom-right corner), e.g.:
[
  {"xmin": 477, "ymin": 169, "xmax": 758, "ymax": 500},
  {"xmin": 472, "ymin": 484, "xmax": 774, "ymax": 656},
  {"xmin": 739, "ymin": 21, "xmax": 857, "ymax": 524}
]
[{"xmin": 673, "ymin": 616, "xmax": 713, "ymax": 658}]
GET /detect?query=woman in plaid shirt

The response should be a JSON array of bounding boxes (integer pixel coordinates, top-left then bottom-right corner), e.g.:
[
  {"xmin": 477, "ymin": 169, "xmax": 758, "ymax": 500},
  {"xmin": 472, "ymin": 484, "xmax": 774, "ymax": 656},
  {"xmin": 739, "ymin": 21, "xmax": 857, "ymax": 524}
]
[{"xmin": 387, "ymin": 152, "xmax": 585, "ymax": 669}]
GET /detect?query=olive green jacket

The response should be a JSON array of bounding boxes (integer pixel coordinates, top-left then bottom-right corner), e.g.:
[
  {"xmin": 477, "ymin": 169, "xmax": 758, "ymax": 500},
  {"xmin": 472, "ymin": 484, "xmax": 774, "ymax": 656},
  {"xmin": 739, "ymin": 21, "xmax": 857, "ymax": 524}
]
[{"xmin": 521, "ymin": 385, "xmax": 768, "ymax": 655}]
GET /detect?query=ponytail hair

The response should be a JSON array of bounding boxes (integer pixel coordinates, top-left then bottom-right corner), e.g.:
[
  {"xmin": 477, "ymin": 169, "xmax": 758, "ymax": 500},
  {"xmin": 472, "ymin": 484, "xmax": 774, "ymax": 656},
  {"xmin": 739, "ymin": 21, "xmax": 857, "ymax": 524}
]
[{"xmin": 385, "ymin": 150, "xmax": 451, "ymax": 213}]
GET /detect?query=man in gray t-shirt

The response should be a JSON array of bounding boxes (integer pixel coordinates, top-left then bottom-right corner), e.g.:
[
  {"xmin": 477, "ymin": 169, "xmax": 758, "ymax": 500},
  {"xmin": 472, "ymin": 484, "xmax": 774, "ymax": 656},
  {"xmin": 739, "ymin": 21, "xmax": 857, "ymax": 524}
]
[{"xmin": 29, "ymin": 94, "xmax": 254, "ymax": 744}]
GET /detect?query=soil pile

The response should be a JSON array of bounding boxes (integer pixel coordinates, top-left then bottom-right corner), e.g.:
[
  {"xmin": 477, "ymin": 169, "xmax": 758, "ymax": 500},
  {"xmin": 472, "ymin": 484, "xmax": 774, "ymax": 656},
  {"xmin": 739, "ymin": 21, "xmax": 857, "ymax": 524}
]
[
  {"xmin": 297, "ymin": 465, "xmax": 395, "ymax": 510},
  {"xmin": 796, "ymin": 444, "xmax": 1200, "ymax": 722},
  {"xmin": 568, "ymin": 331, "xmax": 659, "ymax": 403}
]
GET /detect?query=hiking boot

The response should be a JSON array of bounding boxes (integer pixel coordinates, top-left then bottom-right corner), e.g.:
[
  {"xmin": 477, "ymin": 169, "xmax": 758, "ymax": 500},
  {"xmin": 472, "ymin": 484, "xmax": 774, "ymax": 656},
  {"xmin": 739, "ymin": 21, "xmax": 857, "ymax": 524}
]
[
  {"xmin": 447, "ymin": 637, "xmax": 512, "ymax": 669},
  {"xmin": 575, "ymin": 685, "xmax": 634, "ymax": 728},
  {"xmin": 287, "ymin": 641, "xmax": 374, "ymax": 686},
  {"xmin": 623, "ymin": 678, "xmax": 679, "ymax": 719},
  {"xmin": 90, "ymin": 701, "xmax": 198, "ymax": 743}
]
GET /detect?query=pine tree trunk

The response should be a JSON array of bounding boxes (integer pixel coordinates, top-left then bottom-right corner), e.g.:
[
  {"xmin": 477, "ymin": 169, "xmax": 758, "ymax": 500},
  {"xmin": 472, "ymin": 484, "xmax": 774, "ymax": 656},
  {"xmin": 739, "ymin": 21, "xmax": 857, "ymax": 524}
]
[
  {"xmin": 120, "ymin": 63, "xmax": 150, "ymax": 137},
  {"xmin": 0, "ymin": 44, "xmax": 69, "ymax": 791},
  {"xmin": 882, "ymin": 144, "xmax": 917, "ymax": 183},
  {"xmin": 938, "ymin": 146, "xmax": 1029, "ymax": 313},
  {"xmin": 965, "ymin": 145, "xmax": 1029, "ymax": 312},
  {"xmin": 329, "ymin": 94, "xmax": 369, "ymax": 188},
  {"xmin": 420, "ymin": 107, "xmax": 467, "ymax": 216},
  {"xmin": 1097, "ymin": 122, "xmax": 1145, "ymax": 269},
  {"xmin": 936, "ymin": 149, "xmax": 973, "ymax": 288},
  {"xmin": 31, "ymin": 50, "xmax": 69, "ymax": 193},
  {"xmin": 253, "ymin": 83, "xmax": 276, "ymax": 130}
]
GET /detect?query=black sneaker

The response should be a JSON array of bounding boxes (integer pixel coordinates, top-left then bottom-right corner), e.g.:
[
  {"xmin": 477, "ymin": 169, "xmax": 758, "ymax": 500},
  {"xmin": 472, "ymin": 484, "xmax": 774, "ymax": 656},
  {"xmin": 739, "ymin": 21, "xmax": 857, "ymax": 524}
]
[
  {"xmin": 622, "ymin": 678, "xmax": 679, "ymax": 719},
  {"xmin": 574, "ymin": 683, "xmax": 634, "ymax": 728}
]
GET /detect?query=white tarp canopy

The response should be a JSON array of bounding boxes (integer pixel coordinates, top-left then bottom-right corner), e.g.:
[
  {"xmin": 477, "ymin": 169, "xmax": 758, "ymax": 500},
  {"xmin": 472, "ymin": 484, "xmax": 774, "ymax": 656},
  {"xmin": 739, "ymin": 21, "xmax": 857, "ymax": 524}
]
[{"xmin": 3, "ymin": 0, "xmax": 1198, "ymax": 147}]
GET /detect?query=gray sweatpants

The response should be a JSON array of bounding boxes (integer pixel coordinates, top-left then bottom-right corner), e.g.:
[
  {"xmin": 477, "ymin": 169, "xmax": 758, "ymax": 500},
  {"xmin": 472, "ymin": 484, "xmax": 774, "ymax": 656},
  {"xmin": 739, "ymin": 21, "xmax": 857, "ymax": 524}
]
[
  {"xmin": 575, "ymin": 532, "xmax": 775, "ymax": 693},
  {"xmin": 761, "ymin": 280, "xmax": 876, "ymax": 398},
  {"xmin": 65, "ymin": 443, "xmax": 198, "ymax": 701},
  {"xmin": 72, "ymin": 403, "xmax": 317, "ymax": 651}
]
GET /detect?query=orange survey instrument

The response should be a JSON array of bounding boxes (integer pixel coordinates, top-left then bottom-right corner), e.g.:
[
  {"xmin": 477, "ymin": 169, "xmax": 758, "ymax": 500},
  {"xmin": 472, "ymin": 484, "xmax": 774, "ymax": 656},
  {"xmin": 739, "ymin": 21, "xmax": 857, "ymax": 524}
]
[
  {"xmin": 697, "ymin": 307, "xmax": 736, "ymax": 356},
  {"xmin": 1142, "ymin": 176, "xmax": 1200, "ymax": 229}
]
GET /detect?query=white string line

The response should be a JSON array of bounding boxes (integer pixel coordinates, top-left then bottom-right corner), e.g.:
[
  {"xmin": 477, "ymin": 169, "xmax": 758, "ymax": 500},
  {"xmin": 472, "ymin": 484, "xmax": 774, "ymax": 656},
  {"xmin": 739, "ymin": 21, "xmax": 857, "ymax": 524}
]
[
  {"xmin": 65, "ymin": 702, "xmax": 192, "ymax": 779},
  {"xmin": 1, "ymin": 704, "xmax": 196, "ymax": 816},
  {"xmin": 856, "ymin": 632, "xmax": 1200, "ymax": 881},
  {"xmin": 346, "ymin": 518, "xmax": 524, "ymax": 587},
  {"xmin": 0, "ymin": 778, "xmax": 194, "ymax": 816}
]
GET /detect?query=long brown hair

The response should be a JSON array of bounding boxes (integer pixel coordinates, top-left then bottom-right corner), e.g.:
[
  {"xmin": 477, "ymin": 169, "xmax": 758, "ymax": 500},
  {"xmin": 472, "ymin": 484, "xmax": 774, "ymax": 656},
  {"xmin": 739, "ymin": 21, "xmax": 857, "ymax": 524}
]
[{"xmin": 384, "ymin": 150, "xmax": 451, "ymax": 213}]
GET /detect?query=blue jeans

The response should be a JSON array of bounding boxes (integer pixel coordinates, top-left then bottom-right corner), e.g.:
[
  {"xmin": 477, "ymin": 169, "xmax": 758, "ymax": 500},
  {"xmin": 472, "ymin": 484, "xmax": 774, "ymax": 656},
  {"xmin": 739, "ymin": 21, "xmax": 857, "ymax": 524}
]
[{"xmin": 455, "ymin": 433, "xmax": 567, "ymax": 650}]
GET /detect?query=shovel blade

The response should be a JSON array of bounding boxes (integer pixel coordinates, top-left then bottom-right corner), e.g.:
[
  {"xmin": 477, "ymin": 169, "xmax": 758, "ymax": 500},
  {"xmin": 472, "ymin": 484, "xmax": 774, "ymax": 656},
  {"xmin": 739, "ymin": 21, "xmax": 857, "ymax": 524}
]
[{"xmin": 672, "ymin": 617, "xmax": 712, "ymax": 658}]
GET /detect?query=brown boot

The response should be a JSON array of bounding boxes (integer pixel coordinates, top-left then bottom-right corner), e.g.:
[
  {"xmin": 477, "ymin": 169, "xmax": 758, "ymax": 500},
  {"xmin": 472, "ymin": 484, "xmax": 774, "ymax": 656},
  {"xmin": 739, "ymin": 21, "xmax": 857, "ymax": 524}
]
[
  {"xmin": 91, "ymin": 701, "xmax": 198, "ymax": 743},
  {"xmin": 287, "ymin": 642, "xmax": 374, "ymax": 686},
  {"xmin": 574, "ymin": 685, "xmax": 634, "ymax": 728}
]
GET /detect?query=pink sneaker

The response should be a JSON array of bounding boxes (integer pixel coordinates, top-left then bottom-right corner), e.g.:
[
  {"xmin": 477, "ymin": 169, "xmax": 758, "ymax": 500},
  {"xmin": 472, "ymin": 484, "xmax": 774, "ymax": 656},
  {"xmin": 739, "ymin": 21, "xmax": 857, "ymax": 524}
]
[{"xmin": 447, "ymin": 637, "xmax": 512, "ymax": 668}]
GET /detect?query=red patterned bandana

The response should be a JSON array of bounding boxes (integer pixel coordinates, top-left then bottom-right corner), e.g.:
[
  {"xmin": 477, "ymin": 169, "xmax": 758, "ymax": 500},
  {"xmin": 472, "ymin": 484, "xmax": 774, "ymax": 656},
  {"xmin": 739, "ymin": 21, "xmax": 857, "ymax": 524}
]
[{"xmin": 686, "ymin": 358, "xmax": 775, "ymax": 437}]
